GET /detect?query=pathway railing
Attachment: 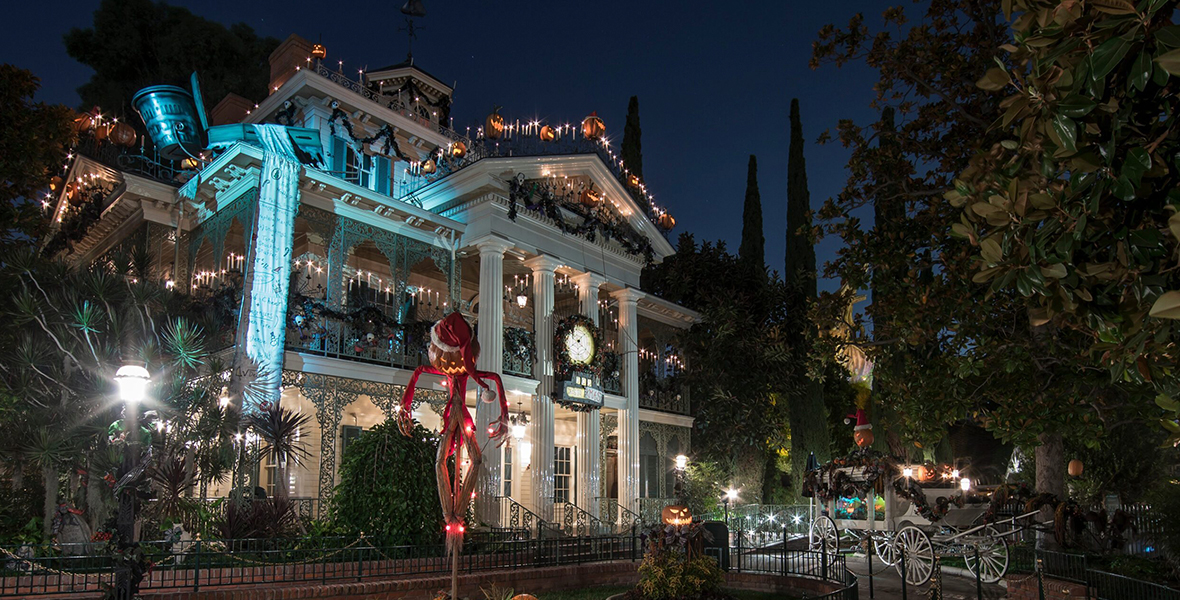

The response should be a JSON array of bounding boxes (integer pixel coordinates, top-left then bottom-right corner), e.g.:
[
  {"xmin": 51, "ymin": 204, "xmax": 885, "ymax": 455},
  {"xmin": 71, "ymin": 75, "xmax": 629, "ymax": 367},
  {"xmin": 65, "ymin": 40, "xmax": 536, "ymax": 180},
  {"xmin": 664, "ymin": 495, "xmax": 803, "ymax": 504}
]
[
  {"xmin": 494, "ymin": 496, "xmax": 557, "ymax": 539},
  {"xmin": 596, "ymin": 498, "xmax": 641, "ymax": 534},
  {"xmin": 1009, "ymin": 546, "xmax": 1180, "ymax": 600},
  {"xmin": 561, "ymin": 502, "xmax": 609, "ymax": 537}
]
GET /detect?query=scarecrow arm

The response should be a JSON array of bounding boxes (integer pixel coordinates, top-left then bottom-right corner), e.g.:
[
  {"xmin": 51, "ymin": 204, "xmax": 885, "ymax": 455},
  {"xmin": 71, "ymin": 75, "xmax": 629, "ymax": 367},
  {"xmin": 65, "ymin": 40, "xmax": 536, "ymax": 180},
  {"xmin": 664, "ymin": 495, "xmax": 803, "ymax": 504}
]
[
  {"xmin": 475, "ymin": 370, "xmax": 510, "ymax": 444},
  {"xmin": 399, "ymin": 365, "xmax": 444, "ymax": 435}
]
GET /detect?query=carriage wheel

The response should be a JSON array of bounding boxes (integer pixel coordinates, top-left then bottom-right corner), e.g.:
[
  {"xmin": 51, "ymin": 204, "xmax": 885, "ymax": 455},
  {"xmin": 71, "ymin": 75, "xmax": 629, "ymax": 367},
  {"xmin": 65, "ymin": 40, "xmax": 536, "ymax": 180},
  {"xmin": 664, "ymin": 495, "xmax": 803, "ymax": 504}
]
[
  {"xmin": 963, "ymin": 527, "xmax": 1009, "ymax": 584},
  {"xmin": 892, "ymin": 526, "xmax": 934, "ymax": 586},
  {"xmin": 809, "ymin": 515, "xmax": 839, "ymax": 556},
  {"xmin": 873, "ymin": 531, "xmax": 898, "ymax": 566}
]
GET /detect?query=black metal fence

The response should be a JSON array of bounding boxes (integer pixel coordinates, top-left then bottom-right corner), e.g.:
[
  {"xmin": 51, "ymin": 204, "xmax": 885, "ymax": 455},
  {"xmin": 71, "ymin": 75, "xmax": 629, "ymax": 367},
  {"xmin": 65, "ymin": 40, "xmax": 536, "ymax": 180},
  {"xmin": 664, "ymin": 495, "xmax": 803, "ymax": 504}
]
[
  {"xmin": 1009, "ymin": 546, "xmax": 1180, "ymax": 600},
  {"xmin": 705, "ymin": 535, "xmax": 858, "ymax": 600}
]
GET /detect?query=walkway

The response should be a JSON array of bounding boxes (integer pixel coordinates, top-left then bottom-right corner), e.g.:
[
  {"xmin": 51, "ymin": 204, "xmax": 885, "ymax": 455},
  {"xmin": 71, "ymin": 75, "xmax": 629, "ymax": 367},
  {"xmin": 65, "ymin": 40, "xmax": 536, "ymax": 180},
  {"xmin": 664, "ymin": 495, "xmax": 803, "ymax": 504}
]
[{"xmin": 844, "ymin": 556, "xmax": 1006, "ymax": 600}]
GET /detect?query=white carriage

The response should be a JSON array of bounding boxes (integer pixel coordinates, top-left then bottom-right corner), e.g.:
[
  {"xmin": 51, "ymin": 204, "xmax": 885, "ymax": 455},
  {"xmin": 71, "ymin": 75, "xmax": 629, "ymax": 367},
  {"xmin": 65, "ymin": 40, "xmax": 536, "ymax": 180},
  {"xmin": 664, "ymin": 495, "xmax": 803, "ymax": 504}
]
[{"xmin": 807, "ymin": 462, "xmax": 1039, "ymax": 586}]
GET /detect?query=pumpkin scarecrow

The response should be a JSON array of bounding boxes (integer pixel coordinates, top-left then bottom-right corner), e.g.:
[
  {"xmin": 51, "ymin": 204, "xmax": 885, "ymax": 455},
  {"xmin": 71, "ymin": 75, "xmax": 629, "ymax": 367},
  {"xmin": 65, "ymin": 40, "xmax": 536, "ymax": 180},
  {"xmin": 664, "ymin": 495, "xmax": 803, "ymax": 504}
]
[{"xmin": 398, "ymin": 312, "xmax": 509, "ymax": 554}]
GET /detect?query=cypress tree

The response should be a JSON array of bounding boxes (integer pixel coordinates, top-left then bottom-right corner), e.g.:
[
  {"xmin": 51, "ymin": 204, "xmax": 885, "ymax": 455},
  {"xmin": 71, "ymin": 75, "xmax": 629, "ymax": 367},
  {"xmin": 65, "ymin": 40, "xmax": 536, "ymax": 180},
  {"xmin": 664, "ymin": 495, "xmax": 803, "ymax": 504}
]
[
  {"xmin": 738, "ymin": 155, "xmax": 765, "ymax": 277},
  {"xmin": 784, "ymin": 99, "xmax": 831, "ymax": 494},
  {"xmin": 621, "ymin": 96, "xmax": 643, "ymax": 179}
]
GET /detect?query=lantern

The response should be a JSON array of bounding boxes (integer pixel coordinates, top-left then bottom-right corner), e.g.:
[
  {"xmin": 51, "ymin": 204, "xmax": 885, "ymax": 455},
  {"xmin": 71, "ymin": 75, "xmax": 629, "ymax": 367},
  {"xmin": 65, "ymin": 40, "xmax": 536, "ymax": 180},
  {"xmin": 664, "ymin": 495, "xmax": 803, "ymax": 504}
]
[
  {"xmin": 854, "ymin": 428, "xmax": 874, "ymax": 449},
  {"xmin": 485, "ymin": 108, "xmax": 505, "ymax": 140},
  {"xmin": 581, "ymin": 112, "xmax": 605, "ymax": 140},
  {"xmin": 657, "ymin": 213, "xmax": 676, "ymax": 231},
  {"xmin": 421, "ymin": 158, "xmax": 437, "ymax": 175},
  {"xmin": 579, "ymin": 188, "xmax": 600, "ymax": 207},
  {"xmin": 450, "ymin": 141, "xmax": 467, "ymax": 158},
  {"xmin": 661, "ymin": 505, "xmax": 692, "ymax": 526},
  {"xmin": 430, "ymin": 338, "xmax": 480, "ymax": 375},
  {"xmin": 1068, "ymin": 459, "xmax": 1083, "ymax": 477},
  {"xmin": 627, "ymin": 173, "xmax": 641, "ymax": 188},
  {"xmin": 107, "ymin": 121, "xmax": 137, "ymax": 147},
  {"xmin": 73, "ymin": 112, "xmax": 95, "ymax": 133},
  {"xmin": 538, "ymin": 124, "xmax": 556, "ymax": 142},
  {"xmin": 311, "ymin": 43, "xmax": 327, "ymax": 60}
]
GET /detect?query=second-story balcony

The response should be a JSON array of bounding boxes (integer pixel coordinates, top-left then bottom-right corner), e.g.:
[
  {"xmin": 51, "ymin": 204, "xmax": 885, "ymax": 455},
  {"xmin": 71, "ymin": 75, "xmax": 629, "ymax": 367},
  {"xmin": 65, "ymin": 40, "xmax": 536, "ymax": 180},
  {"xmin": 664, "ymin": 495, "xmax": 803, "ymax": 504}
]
[{"xmin": 638, "ymin": 371, "xmax": 689, "ymax": 415}]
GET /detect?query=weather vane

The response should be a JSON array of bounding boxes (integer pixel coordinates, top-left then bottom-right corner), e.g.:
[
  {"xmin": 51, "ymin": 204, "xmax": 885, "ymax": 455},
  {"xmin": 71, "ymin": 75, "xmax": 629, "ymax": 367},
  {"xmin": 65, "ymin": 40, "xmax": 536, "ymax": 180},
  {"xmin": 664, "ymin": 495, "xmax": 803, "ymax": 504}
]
[{"xmin": 399, "ymin": 0, "xmax": 426, "ymax": 60}]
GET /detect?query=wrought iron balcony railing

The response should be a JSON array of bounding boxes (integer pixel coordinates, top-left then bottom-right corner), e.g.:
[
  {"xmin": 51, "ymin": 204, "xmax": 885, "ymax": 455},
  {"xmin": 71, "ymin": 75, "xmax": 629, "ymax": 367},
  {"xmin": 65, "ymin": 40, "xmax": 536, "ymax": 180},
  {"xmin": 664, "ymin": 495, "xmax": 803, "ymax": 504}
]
[
  {"xmin": 502, "ymin": 326, "xmax": 535, "ymax": 378},
  {"xmin": 285, "ymin": 308, "xmax": 432, "ymax": 370}
]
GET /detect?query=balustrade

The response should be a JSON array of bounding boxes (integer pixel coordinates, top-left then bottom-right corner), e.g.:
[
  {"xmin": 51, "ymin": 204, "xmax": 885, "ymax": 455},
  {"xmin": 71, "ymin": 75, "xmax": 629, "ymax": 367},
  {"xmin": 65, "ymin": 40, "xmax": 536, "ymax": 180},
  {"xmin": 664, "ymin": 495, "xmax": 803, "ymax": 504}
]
[{"xmin": 638, "ymin": 374, "xmax": 689, "ymax": 414}]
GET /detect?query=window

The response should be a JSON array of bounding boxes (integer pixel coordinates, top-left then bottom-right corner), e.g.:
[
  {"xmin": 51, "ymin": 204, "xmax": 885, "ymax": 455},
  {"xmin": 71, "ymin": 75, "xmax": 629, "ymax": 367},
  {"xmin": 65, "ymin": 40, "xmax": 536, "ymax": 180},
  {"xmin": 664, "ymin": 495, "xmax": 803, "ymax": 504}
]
[
  {"xmin": 503, "ymin": 446, "xmax": 513, "ymax": 497},
  {"xmin": 554, "ymin": 446, "xmax": 573, "ymax": 504},
  {"xmin": 639, "ymin": 433, "xmax": 660, "ymax": 498},
  {"xmin": 341, "ymin": 425, "xmax": 364, "ymax": 457}
]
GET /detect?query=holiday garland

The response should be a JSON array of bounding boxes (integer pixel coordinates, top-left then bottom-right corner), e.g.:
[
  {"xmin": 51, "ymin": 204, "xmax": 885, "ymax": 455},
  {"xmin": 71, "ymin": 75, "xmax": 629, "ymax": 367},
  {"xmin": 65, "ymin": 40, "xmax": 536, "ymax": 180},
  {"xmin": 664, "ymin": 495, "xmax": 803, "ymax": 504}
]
[
  {"xmin": 326, "ymin": 104, "xmax": 414, "ymax": 162},
  {"xmin": 288, "ymin": 290, "xmax": 433, "ymax": 356},
  {"xmin": 891, "ymin": 477, "xmax": 964, "ymax": 523},
  {"xmin": 507, "ymin": 174, "xmax": 655, "ymax": 263},
  {"xmin": 42, "ymin": 183, "xmax": 112, "ymax": 257},
  {"xmin": 803, "ymin": 449, "xmax": 896, "ymax": 502}
]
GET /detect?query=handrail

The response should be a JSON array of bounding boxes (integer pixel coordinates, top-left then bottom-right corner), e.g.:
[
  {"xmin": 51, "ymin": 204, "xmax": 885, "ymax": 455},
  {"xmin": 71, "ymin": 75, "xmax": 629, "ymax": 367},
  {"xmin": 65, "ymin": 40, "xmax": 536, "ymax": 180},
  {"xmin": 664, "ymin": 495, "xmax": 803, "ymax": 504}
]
[
  {"xmin": 561, "ymin": 501, "xmax": 608, "ymax": 537},
  {"xmin": 596, "ymin": 497, "xmax": 640, "ymax": 533},
  {"xmin": 494, "ymin": 496, "xmax": 556, "ymax": 539}
]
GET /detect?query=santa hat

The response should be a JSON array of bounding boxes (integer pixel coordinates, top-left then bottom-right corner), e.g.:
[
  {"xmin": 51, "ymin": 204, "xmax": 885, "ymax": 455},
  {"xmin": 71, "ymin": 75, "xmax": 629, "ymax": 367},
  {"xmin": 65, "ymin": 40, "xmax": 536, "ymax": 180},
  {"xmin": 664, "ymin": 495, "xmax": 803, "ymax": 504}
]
[
  {"xmin": 431, "ymin": 313, "xmax": 490, "ymax": 391},
  {"xmin": 845, "ymin": 408, "xmax": 871, "ymax": 431}
]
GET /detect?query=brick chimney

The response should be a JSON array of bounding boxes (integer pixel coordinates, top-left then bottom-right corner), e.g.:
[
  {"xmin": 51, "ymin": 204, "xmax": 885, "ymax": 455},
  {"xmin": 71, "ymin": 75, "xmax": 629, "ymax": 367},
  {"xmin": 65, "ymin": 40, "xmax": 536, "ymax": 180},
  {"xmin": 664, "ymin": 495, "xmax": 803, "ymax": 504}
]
[
  {"xmin": 268, "ymin": 34, "xmax": 314, "ymax": 93},
  {"xmin": 209, "ymin": 93, "xmax": 254, "ymax": 126}
]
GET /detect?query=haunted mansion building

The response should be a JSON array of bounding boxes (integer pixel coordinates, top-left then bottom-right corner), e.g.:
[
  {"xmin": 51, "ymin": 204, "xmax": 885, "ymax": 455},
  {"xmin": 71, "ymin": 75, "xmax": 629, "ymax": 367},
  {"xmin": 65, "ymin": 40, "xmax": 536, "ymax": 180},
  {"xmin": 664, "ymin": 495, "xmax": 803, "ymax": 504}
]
[{"xmin": 48, "ymin": 34, "xmax": 695, "ymax": 534}]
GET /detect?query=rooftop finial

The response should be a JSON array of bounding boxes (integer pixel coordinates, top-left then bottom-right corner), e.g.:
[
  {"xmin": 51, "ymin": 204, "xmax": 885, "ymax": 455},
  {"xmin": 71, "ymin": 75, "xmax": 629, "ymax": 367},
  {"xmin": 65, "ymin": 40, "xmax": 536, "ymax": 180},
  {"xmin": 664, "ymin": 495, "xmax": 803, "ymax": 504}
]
[{"xmin": 399, "ymin": 0, "xmax": 426, "ymax": 58}]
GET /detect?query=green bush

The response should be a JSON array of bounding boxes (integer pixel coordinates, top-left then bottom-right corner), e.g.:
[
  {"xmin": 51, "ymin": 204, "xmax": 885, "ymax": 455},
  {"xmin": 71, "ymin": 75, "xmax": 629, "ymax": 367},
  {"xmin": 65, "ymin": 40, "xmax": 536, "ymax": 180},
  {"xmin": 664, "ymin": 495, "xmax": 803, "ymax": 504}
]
[
  {"xmin": 329, "ymin": 420, "xmax": 442, "ymax": 545},
  {"xmin": 635, "ymin": 524, "xmax": 725, "ymax": 600}
]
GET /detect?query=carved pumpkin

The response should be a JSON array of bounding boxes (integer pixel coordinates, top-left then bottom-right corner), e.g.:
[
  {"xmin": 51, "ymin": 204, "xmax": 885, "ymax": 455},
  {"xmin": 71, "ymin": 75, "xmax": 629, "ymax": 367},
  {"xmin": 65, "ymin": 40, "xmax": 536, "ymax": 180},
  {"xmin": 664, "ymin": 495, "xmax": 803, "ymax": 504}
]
[
  {"xmin": 627, "ymin": 174, "xmax": 641, "ymax": 188},
  {"xmin": 914, "ymin": 465, "xmax": 929, "ymax": 481},
  {"xmin": 430, "ymin": 338, "xmax": 480, "ymax": 375},
  {"xmin": 450, "ymin": 141, "xmax": 467, "ymax": 158},
  {"xmin": 581, "ymin": 112, "xmax": 605, "ymax": 140},
  {"xmin": 854, "ymin": 428, "xmax": 874, "ymax": 449},
  {"xmin": 485, "ymin": 108, "xmax": 505, "ymax": 140},
  {"xmin": 1068, "ymin": 459, "xmax": 1083, "ymax": 477},
  {"xmin": 49, "ymin": 176, "xmax": 63, "ymax": 192},
  {"xmin": 657, "ymin": 213, "xmax": 676, "ymax": 231},
  {"xmin": 662, "ymin": 505, "xmax": 692, "ymax": 526},
  {"xmin": 107, "ymin": 121, "xmax": 137, "ymax": 147},
  {"xmin": 538, "ymin": 124, "xmax": 555, "ymax": 142},
  {"xmin": 580, "ymin": 188, "xmax": 600, "ymax": 207},
  {"xmin": 311, "ymin": 43, "xmax": 327, "ymax": 60},
  {"xmin": 421, "ymin": 158, "xmax": 437, "ymax": 175},
  {"xmin": 73, "ymin": 112, "xmax": 95, "ymax": 133},
  {"xmin": 511, "ymin": 595, "xmax": 538, "ymax": 600}
]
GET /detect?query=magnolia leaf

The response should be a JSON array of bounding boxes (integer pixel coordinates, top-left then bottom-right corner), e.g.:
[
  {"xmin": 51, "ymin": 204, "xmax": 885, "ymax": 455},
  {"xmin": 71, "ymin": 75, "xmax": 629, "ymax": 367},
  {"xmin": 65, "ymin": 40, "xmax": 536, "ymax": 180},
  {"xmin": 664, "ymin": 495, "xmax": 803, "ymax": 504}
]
[
  {"xmin": 1157, "ymin": 26, "xmax": 1180, "ymax": 49},
  {"xmin": 1124, "ymin": 147, "xmax": 1152, "ymax": 183},
  {"xmin": 1041, "ymin": 263, "xmax": 1068, "ymax": 278},
  {"xmin": 1148, "ymin": 290, "xmax": 1180, "ymax": 319},
  {"xmin": 1028, "ymin": 307, "xmax": 1052, "ymax": 328},
  {"xmin": 1051, "ymin": 114, "xmax": 1078, "ymax": 153},
  {"xmin": 1029, "ymin": 193, "xmax": 1056, "ymax": 209},
  {"xmin": 1091, "ymin": 36, "xmax": 1132, "ymax": 81},
  {"xmin": 972, "ymin": 202, "xmax": 1004, "ymax": 218},
  {"xmin": 973, "ymin": 266, "xmax": 1002, "ymax": 283},
  {"xmin": 1160, "ymin": 418, "xmax": 1180, "ymax": 433},
  {"xmin": 1090, "ymin": 0, "xmax": 1137, "ymax": 14},
  {"xmin": 1131, "ymin": 51, "xmax": 1152, "ymax": 91},
  {"xmin": 1156, "ymin": 394, "xmax": 1180, "ymax": 413},
  {"xmin": 1058, "ymin": 95, "xmax": 1097, "ymax": 118},
  {"xmin": 1155, "ymin": 48, "xmax": 1180, "ymax": 76},
  {"xmin": 1169, "ymin": 212, "xmax": 1180, "ymax": 241},
  {"xmin": 950, "ymin": 222, "xmax": 973, "ymax": 239},
  {"xmin": 981, "ymin": 237, "xmax": 1003, "ymax": 264},
  {"xmin": 977, "ymin": 67, "xmax": 1011, "ymax": 91}
]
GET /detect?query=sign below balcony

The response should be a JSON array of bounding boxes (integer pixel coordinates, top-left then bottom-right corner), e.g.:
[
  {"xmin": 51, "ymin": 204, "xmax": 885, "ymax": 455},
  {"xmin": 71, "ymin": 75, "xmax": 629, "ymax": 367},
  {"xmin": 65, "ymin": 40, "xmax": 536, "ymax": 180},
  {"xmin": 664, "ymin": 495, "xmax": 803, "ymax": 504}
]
[{"xmin": 559, "ymin": 371, "xmax": 603, "ymax": 411}]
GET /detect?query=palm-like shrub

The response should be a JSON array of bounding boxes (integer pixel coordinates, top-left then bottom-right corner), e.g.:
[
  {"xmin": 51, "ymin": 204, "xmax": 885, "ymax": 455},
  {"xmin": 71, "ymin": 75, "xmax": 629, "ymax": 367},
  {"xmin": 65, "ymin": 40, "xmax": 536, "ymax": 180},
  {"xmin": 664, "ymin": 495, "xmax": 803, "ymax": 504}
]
[{"xmin": 247, "ymin": 402, "xmax": 312, "ymax": 501}]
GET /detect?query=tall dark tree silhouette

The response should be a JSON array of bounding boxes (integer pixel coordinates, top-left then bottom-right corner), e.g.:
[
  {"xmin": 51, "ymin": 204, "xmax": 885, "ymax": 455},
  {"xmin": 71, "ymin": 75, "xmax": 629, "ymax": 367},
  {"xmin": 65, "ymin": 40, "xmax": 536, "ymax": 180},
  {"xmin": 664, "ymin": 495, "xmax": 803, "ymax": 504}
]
[
  {"xmin": 783, "ymin": 99, "xmax": 829, "ymax": 493},
  {"xmin": 738, "ymin": 155, "xmax": 765, "ymax": 279},
  {"xmin": 621, "ymin": 96, "xmax": 644, "ymax": 180}
]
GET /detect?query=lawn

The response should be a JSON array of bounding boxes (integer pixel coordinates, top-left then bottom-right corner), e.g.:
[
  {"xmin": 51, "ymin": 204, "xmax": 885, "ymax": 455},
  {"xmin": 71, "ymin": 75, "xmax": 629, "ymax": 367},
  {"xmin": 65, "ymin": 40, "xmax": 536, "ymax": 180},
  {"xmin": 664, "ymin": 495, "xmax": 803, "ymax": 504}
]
[{"xmin": 535, "ymin": 586, "xmax": 801, "ymax": 600}]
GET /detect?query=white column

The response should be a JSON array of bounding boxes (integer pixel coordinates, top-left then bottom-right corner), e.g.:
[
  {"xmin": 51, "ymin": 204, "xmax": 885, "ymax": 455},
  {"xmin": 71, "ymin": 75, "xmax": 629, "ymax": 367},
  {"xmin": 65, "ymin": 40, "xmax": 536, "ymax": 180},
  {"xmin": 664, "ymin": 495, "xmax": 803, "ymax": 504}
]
[
  {"xmin": 525, "ymin": 255, "xmax": 562, "ymax": 521},
  {"xmin": 612, "ymin": 287, "xmax": 644, "ymax": 514},
  {"xmin": 573, "ymin": 272, "xmax": 608, "ymax": 517},
  {"xmin": 474, "ymin": 237, "xmax": 512, "ymax": 523}
]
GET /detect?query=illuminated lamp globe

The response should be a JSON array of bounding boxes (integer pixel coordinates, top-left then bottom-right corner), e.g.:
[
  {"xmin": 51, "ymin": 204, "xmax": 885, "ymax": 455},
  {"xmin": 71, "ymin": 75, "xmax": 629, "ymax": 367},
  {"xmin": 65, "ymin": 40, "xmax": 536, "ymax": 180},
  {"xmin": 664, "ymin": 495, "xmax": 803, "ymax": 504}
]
[
  {"xmin": 311, "ymin": 44, "xmax": 327, "ymax": 60},
  {"xmin": 516, "ymin": 292, "xmax": 528, "ymax": 308},
  {"xmin": 960, "ymin": 477, "xmax": 971, "ymax": 492},
  {"xmin": 1068, "ymin": 459, "xmax": 1083, "ymax": 477},
  {"xmin": 115, "ymin": 364, "xmax": 151, "ymax": 404},
  {"xmin": 581, "ymin": 112, "xmax": 605, "ymax": 140},
  {"xmin": 511, "ymin": 423, "xmax": 526, "ymax": 440},
  {"xmin": 675, "ymin": 454, "xmax": 688, "ymax": 470}
]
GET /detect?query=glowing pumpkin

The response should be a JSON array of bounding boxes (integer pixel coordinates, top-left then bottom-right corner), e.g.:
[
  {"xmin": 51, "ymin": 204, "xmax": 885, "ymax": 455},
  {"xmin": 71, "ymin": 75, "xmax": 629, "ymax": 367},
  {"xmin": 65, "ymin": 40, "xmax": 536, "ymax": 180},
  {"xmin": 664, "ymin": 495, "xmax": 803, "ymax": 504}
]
[
  {"xmin": 485, "ymin": 108, "xmax": 505, "ymax": 140},
  {"xmin": 539, "ymin": 125, "xmax": 556, "ymax": 142},
  {"xmin": 1068, "ymin": 459, "xmax": 1083, "ymax": 477},
  {"xmin": 657, "ymin": 213, "xmax": 676, "ymax": 231},
  {"xmin": 311, "ymin": 43, "xmax": 327, "ymax": 60},
  {"xmin": 450, "ymin": 141, "xmax": 467, "ymax": 158},
  {"xmin": 854, "ymin": 428, "xmax": 874, "ymax": 449},
  {"xmin": 581, "ymin": 112, "xmax": 605, "ymax": 140},
  {"xmin": 421, "ymin": 158, "xmax": 437, "ymax": 175},
  {"xmin": 662, "ymin": 505, "xmax": 692, "ymax": 526},
  {"xmin": 430, "ymin": 338, "xmax": 480, "ymax": 375},
  {"xmin": 73, "ymin": 112, "xmax": 95, "ymax": 133},
  {"xmin": 627, "ymin": 173, "xmax": 641, "ymax": 188},
  {"xmin": 580, "ymin": 188, "xmax": 600, "ymax": 207},
  {"xmin": 511, "ymin": 595, "xmax": 538, "ymax": 600}
]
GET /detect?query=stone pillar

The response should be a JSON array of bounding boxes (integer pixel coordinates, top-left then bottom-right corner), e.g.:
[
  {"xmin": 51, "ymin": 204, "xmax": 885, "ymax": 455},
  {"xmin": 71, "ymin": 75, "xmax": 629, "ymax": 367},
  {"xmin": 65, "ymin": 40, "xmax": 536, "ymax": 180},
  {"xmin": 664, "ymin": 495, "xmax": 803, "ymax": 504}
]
[
  {"xmin": 474, "ymin": 237, "xmax": 513, "ymax": 524},
  {"xmin": 612, "ymin": 288, "xmax": 644, "ymax": 514},
  {"xmin": 524, "ymin": 255, "xmax": 562, "ymax": 521},
  {"xmin": 573, "ymin": 272, "xmax": 608, "ymax": 516}
]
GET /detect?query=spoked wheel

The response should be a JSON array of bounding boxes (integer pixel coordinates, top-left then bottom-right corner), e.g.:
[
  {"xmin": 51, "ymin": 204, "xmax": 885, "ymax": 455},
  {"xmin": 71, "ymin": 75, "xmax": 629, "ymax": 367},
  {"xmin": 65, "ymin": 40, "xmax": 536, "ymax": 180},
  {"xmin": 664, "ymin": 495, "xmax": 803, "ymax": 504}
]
[
  {"xmin": 963, "ymin": 527, "xmax": 1009, "ymax": 584},
  {"xmin": 892, "ymin": 525, "xmax": 934, "ymax": 586},
  {"xmin": 809, "ymin": 515, "xmax": 839, "ymax": 555},
  {"xmin": 872, "ymin": 531, "xmax": 897, "ymax": 566}
]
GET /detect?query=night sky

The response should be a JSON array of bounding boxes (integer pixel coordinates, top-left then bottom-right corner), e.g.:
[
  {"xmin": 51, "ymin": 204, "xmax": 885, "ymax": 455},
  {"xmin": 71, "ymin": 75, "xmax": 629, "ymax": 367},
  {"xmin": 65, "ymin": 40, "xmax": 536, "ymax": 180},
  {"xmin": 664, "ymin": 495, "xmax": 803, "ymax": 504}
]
[{"xmin": 5, "ymin": 0, "xmax": 890, "ymax": 292}]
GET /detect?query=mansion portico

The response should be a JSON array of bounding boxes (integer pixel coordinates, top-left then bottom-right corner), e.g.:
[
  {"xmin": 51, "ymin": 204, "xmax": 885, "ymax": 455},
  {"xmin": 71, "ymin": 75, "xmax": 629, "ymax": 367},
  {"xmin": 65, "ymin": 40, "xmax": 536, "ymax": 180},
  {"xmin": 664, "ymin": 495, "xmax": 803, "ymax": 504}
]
[{"xmin": 47, "ymin": 34, "xmax": 697, "ymax": 536}]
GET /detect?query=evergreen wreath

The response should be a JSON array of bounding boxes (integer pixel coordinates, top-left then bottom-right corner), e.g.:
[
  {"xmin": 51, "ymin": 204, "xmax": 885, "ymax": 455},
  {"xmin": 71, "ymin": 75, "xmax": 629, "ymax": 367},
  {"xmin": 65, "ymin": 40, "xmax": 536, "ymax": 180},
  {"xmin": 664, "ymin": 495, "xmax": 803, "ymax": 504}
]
[
  {"xmin": 553, "ymin": 314, "xmax": 604, "ymax": 380},
  {"xmin": 503, "ymin": 326, "xmax": 535, "ymax": 364}
]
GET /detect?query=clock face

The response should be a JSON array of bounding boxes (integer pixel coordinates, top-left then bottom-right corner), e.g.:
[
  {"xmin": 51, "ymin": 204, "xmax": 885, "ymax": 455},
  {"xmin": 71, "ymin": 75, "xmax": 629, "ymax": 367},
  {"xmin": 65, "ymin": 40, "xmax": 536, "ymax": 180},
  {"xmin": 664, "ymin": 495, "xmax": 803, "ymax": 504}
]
[{"xmin": 566, "ymin": 324, "xmax": 595, "ymax": 365}]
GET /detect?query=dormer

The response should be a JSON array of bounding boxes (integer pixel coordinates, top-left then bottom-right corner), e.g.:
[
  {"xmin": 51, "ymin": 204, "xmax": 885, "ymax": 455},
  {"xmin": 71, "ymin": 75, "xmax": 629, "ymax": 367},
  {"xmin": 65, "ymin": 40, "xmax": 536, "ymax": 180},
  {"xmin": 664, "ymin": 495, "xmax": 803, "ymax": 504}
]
[{"xmin": 365, "ymin": 56, "xmax": 453, "ymax": 129}]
